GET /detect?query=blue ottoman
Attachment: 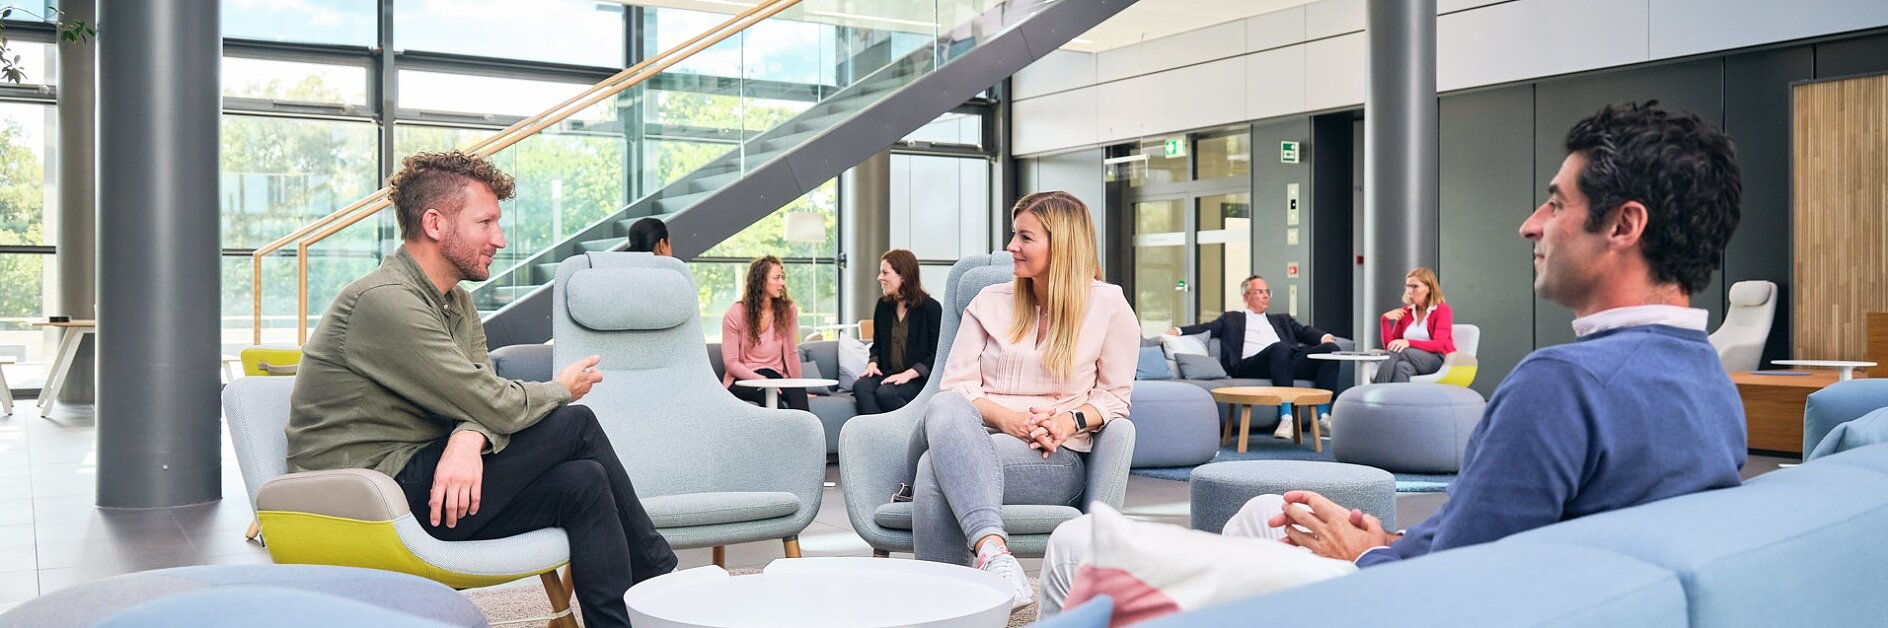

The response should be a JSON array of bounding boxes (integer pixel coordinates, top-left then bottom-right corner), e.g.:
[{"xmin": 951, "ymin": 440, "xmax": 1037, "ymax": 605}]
[
  {"xmin": 0, "ymin": 564, "xmax": 486, "ymax": 627},
  {"xmin": 1189, "ymin": 460, "xmax": 1396, "ymax": 533},
  {"xmin": 1331, "ymin": 383, "xmax": 1483, "ymax": 473},
  {"xmin": 1129, "ymin": 380, "xmax": 1221, "ymax": 468}
]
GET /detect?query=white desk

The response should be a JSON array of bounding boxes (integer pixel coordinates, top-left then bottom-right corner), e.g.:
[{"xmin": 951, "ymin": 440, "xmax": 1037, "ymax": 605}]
[
  {"xmin": 34, "ymin": 320, "xmax": 95, "ymax": 411},
  {"xmin": 1772, "ymin": 359, "xmax": 1876, "ymax": 381},
  {"xmin": 627, "ymin": 557, "xmax": 1012, "ymax": 628},
  {"xmin": 735, "ymin": 378, "xmax": 838, "ymax": 409},
  {"xmin": 1308, "ymin": 352, "xmax": 1389, "ymax": 388}
]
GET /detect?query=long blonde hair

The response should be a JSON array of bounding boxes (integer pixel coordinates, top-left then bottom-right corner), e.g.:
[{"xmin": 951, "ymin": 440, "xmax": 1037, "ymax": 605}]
[
  {"xmin": 1008, "ymin": 191, "xmax": 1103, "ymax": 380},
  {"xmin": 1406, "ymin": 267, "xmax": 1445, "ymax": 310}
]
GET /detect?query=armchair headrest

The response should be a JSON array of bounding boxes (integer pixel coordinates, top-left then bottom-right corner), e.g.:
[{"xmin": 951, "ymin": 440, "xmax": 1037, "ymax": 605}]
[
  {"xmin": 1728, "ymin": 281, "xmax": 1775, "ymax": 307},
  {"xmin": 565, "ymin": 266, "xmax": 694, "ymax": 331}
]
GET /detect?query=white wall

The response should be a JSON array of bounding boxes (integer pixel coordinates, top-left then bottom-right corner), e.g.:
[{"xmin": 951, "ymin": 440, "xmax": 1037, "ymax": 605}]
[{"xmin": 1011, "ymin": 0, "xmax": 1888, "ymax": 156}]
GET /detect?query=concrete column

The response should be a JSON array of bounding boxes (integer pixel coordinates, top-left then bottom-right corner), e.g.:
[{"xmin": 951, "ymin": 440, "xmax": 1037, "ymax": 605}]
[
  {"xmin": 1362, "ymin": 0, "xmax": 1439, "ymax": 346},
  {"xmin": 96, "ymin": 0, "xmax": 222, "ymax": 508},
  {"xmin": 841, "ymin": 150, "xmax": 891, "ymax": 327},
  {"xmin": 54, "ymin": 0, "xmax": 97, "ymax": 409}
]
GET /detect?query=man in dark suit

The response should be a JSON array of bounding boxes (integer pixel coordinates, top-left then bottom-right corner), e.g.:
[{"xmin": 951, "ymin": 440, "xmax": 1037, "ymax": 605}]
[{"xmin": 1167, "ymin": 274, "xmax": 1341, "ymax": 436}]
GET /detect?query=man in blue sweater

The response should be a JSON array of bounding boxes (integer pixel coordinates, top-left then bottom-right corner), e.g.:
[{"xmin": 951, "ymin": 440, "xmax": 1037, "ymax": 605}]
[{"xmin": 1039, "ymin": 101, "xmax": 1747, "ymax": 614}]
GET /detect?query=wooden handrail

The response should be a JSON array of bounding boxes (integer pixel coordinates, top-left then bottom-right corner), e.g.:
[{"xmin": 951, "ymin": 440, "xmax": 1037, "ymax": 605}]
[{"xmin": 252, "ymin": 0, "xmax": 805, "ymax": 343}]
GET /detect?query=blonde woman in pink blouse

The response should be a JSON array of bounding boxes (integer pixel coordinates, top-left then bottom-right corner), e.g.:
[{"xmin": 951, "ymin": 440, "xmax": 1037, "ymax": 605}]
[
  {"xmin": 904, "ymin": 191, "xmax": 1139, "ymax": 609},
  {"xmin": 722, "ymin": 256, "xmax": 807, "ymax": 411}
]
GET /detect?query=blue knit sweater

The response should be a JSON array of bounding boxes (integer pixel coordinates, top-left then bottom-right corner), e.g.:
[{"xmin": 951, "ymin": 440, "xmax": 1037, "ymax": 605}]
[{"xmin": 1356, "ymin": 324, "xmax": 1746, "ymax": 567}]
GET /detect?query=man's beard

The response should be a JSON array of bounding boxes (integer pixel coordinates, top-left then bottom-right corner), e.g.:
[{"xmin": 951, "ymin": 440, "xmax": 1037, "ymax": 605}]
[{"xmin": 442, "ymin": 231, "xmax": 492, "ymax": 282}]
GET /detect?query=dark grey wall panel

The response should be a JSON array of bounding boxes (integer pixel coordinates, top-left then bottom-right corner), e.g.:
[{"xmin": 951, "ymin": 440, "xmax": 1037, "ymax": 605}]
[
  {"xmin": 1440, "ymin": 85, "xmax": 1535, "ymax": 398},
  {"xmin": 1724, "ymin": 47, "xmax": 1812, "ymax": 370},
  {"xmin": 1311, "ymin": 113, "xmax": 1356, "ymax": 338},
  {"xmin": 1532, "ymin": 59, "xmax": 1724, "ymax": 348},
  {"xmin": 1251, "ymin": 118, "xmax": 1320, "ymax": 326},
  {"xmin": 1815, "ymin": 32, "xmax": 1888, "ymax": 79}
]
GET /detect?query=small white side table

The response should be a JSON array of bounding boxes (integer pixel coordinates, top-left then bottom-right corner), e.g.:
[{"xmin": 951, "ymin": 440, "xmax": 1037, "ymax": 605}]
[
  {"xmin": 33, "ymin": 320, "xmax": 96, "ymax": 412},
  {"xmin": 1308, "ymin": 352, "xmax": 1390, "ymax": 388},
  {"xmin": 627, "ymin": 557, "xmax": 1012, "ymax": 628},
  {"xmin": 735, "ymin": 378, "xmax": 839, "ymax": 409},
  {"xmin": 1772, "ymin": 359, "xmax": 1876, "ymax": 381}
]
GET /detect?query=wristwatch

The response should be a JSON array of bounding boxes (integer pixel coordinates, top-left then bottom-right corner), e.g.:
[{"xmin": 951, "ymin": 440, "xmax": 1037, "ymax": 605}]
[{"xmin": 1071, "ymin": 410, "xmax": 1090, "ymax": 433}]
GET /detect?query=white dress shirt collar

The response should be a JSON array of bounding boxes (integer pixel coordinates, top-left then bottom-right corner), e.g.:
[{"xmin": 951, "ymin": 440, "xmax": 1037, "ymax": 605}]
[{"xmin": 1570, "ymin": 304, "xmax": 1707, "ymax": 338}]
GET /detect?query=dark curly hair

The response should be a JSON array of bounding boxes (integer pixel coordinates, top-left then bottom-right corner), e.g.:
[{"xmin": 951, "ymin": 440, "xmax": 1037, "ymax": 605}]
[
  {"xmin": 1564, "ymin": 101, "xmax": 1741, "ymax": 294},
  {"xmin": 741, "ymin": 256, "xmax": 794, "ymax": 347},
  {"xmin": 388, "ymin": 151, "xmax": 517, "ymax": 242}
]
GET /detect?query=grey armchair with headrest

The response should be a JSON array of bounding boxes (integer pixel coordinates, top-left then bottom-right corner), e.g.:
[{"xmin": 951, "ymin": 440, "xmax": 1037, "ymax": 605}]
[
  {"xmin": 1710, "ymin": 280, "xmax": 1777, "ymax": 372},
  {"xmin": 552, "ymin": 252, "xmax": 825, "ymax": 563},
  {"xmin": 838, "ymin": 251, "xmax": 1138, "ymax": 558}
]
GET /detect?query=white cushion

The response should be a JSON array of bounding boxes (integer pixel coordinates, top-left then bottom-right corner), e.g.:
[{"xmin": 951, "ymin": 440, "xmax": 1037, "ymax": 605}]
[{"xmin": 836, "ymin": 333, "xmax": 871, "ymax": 392}]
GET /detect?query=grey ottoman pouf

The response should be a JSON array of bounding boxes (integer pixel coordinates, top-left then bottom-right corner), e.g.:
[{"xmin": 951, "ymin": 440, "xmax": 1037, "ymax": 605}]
[
  {"xmin": 1331, "ymin": 383, "xmax": 1484, "ymax": 473},
  {"xmin": 0, "ymin": 564, "xmax": 487, "ymax": 627},
  {"xmin": 1189, "ymin": 460, "xmax": 1397, "ymax": 533},
  {"xmin": 1129, "ymin": 380, "xmax": 1222, "ymax": 468}
]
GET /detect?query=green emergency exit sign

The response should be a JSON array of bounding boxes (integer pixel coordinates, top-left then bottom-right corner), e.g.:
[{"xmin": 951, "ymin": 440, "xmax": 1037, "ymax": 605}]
[
  {"xmin": 1280, "ymin": 141, "xmax": 1301, "ymax": 164},
  {"xmin": 1164, "ymin": 138, "xmax": 1186, "ymax": 158}
]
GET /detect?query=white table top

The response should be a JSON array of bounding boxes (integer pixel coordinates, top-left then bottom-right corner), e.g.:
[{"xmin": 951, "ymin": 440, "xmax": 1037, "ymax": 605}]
[
  {"xmin": 735, "ymin": 378, "xmax": 840, "ymax": 389},
  {"xmin": 1773, "ymin": 360, "xmax": 1877, "ymax": 368},
  {"xmin": 627, "ymin": 557, "xmax": 1011, "ymax": 628},
  {"xmin": 1308, "ymin": 352, "xmax": 1389, "ymax": 361}
]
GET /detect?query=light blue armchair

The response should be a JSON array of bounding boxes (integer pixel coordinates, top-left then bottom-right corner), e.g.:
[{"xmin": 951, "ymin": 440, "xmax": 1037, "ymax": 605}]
[
  {"xmin": 838, "ymin": 251, "xmax": 1137, "ymax": 558},
  {"xmin": 552, "ymin": 252, "xmax": 825, "ymax": 563}
]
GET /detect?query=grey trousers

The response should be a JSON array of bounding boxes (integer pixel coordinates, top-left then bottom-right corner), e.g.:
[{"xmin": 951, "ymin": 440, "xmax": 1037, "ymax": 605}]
[
  {"xmin": 1372, "ymin": 347, "xmax": 1444, "ymax": 383},
  {"xmin": 907, "ymin": 392, "xmax": 1087, "ymax": 564}
]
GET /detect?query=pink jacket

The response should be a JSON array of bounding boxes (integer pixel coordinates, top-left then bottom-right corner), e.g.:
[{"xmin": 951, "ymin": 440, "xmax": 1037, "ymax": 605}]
[
  {"xmin": 1379, "ymin": 301, "xmax": 1456, "ymax": 355},
  {"xmin": 721, "ymin": 301, "xmax": 802, "ymax": 387}
]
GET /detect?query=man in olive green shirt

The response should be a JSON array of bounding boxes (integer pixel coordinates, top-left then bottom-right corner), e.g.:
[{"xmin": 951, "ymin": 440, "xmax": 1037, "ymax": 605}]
[{"xmin": 287, "ymin": 151, "xmax": 674, "ymax": 628}]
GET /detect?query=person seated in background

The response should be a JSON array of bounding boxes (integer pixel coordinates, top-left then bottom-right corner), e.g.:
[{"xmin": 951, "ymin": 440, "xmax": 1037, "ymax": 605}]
[
  {"xmin": 1166, "ymin": 274, "xmax": 1339, "ymax": 438},
  {"xmin": 287, "ymin": 151, "xmax": 675, "ymax": 628},
  {"xmin": 853, "ymin": 249, "xmax": 942, "ymax": 414},
  {"xmin": 625, "ymin": 217, "xmax": 671, "ymax": 256},
  {"xmin": 1038, "ymin": 101, "xmax": 1747, "ymax": 621},
  {"xmin": 721, "ymin": 255, "xmax": 809, "ymax": 411},
  {"xmin": 1374, "ymin": 267, "xmax": 1456, "ymax": 383}
]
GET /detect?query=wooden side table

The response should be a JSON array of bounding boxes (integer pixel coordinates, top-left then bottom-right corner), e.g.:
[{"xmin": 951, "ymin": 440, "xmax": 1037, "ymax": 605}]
[
  {"xmin": 1209, "ymin": 386, "xmax": 1334, "ymax": 454},
  {"xmin": 1731, "ymin": 370, "xmax": 1846, "ymax": 454}
]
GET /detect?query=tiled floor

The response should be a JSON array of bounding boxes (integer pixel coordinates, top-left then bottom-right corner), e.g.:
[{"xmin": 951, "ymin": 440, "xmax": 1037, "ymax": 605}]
[{"xmin": 0, "ymin": 399, "xmax": 1795, "ymax": 613}]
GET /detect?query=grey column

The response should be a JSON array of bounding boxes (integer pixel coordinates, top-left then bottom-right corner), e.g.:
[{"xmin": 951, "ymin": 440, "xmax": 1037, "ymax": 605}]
[
  {"xmin": 96, "ymin": 0, "xmax": 222, "ymax": 508},
  {"xmin": 55, "ymin": 0, "xmax": 97, "ymax": 409},
  {"xmin": 1362, "ymin": 0, "xmax": 1439, "ymax": 347},
  {"xmin": 841, "ymin": 150, "xmax": 891, "ymax": 326}
]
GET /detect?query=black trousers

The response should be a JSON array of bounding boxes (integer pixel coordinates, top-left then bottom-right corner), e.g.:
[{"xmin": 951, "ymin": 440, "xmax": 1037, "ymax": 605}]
[
  {"xmin": 397, "ymin": 405, "xmax": 677, "ymax": 628},
  {"xmin": 851, "ymin": 374, "xmax": 925, "ymax": 415},
  {"xmin": 727, "ymin": 367, "xmax": 810, "ymax": 411},
  {"xmin": 1230, "ymin": 342, "xmax": 1341, "ymax": 392}
]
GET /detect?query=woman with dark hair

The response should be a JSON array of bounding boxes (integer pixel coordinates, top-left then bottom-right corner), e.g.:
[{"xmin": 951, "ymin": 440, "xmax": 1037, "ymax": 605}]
[
  {"xmin": 626, "ymin": 217, "xmax": 671, "ymax": 256},
  {"xmin": 721, "ymin": 256, "xmax": 807, "ymax": 411},
  {"xmin": 852, "ymin": 249, "xmax": 942, "ymax": 414}
]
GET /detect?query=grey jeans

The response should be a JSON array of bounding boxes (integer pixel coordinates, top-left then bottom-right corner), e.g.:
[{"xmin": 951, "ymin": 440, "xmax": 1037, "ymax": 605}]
[
  {"xmin": 907, "ymin": 392, "xmax": 1087, "ymax": 564},
  {"xmin": 1372, "ymin": 347, "xmax": 1444, "ymax": 383}
]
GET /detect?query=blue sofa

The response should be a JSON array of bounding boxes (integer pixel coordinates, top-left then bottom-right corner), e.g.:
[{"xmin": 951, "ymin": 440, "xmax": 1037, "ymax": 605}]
[{"xmin": 1132, "ymin": 441, "xmax": 1888, "ymax": 627}]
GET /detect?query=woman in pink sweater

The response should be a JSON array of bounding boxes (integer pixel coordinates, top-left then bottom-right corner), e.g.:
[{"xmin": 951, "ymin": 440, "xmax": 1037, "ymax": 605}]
[
  {"xmin": 722, "ymin": 256, "xmax": 807, "ymax": 410},
  {"xmin": 905, "ymin": 191, "xmax": 1139, "ymax": 610},
  {"xmin": 1374, "ymin": 267, "xmax": 1457, "ymax": 382}
]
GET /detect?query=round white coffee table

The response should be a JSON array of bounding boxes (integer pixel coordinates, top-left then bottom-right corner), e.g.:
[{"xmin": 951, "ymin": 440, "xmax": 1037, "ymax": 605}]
[
  {"xmin": 1772, "ymin": 360, "xmax": 1876, "ymax": 381},
  {"xmin": 736, "ymin": 378, "xmax": 840, "ymax": 409},
  {"xmin": 627, "ymin": 557, "xmax": 1013, "ymax": 628},
  {"xmin": 1308, "ymin": 352, "xmax": 1389, "ymax": 387}
]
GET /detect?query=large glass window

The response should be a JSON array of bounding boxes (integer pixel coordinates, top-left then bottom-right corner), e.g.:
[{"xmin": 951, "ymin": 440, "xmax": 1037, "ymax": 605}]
[
  {"xmin": 0, "ymin": 102, "xmax": 53, "ymax": 362},
  {"xmin": 1197, "ymin": 132, "xmax": 1251, "ymax": 181},
  {"xmin": 650, "ymin": 8, "xmax": 837, "ymax": 86},
  {"xmin": 222, "ymin": 0, "xmax": 376, "ymax": 47},
  {"xmin": 223, "ymin": 57, "xmax": 370, "ymax": 106},
  {"xmin": 220, "ymin": 115, "xmax": 379, "ymax": 250},
  {"xmin": 694, "ymin": 181, "xmax": 839, "ymax": 339},
  {"xmin": 903, "ymin": 111, "xmax": 981, "ymax": 146},
  {"xmin": 396, "ymin": 0, "xmax": 625, "ymax": 68},
  {"xmin": 890, "ymin": 154, "xmax": 989, "ymax": 261},
  {"xmin": 399, "ymin": 70, "xmax": 609, "ymax": 122}
]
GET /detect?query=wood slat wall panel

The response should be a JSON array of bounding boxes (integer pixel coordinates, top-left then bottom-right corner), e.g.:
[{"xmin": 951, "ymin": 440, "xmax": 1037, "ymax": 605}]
[{"xmin": 1792, "ymin": 76, "xmax": 1888, "ymax": 362}]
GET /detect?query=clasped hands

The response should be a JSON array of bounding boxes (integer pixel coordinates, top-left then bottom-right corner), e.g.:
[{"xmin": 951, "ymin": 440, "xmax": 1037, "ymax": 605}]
[
  {"xmin": 1266, "ymin": 490, "xmax": 1402, "ymax": 562},
  {"xmin": 997, "ymin": 406, "xmax": 1077, "ymax": 459}
]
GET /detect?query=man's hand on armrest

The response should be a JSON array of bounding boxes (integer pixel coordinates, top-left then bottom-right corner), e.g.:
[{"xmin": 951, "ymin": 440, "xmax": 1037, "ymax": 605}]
[
  {"xmin": 554, "ymin": 355, "xmax": 604, "ymax": 402},
  {"xmin": 431, "ymin": 430, "xmax": 486, "ymax": 529}
]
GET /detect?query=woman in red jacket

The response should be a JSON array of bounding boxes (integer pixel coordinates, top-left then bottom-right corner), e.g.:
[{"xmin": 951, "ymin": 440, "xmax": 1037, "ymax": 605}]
[{"xmin": 1375, "ymin": 267, "xmax": 1456, "ymax": 383}]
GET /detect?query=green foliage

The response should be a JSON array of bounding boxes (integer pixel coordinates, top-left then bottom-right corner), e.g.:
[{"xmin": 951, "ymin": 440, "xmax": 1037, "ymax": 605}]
[
  {"xmin": 0, "ymin": 6, "xmax": 95, "ymax": 84},
  {"xmin": 0, "ymin": 117, "xmax": 42, "ymax": 319}
]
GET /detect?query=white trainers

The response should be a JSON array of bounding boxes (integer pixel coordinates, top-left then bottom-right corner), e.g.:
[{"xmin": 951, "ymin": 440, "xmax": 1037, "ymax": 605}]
[
  {"xmin": 1273, "ymin": 413, "xmax": 1296, "ymax": 439},
  {"xmin": 975, "ymin": 546, "xmax": 1035, "ymax": 610},
  {"xmin": 1319, "ymin": 412, "xmax": 1333, "ymax": 437}
]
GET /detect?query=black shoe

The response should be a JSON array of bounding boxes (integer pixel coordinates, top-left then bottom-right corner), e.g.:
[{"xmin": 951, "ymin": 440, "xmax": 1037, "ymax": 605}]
[{"xmin": 890, "ymin": 483, "xmax": 914, "ymax": 503}]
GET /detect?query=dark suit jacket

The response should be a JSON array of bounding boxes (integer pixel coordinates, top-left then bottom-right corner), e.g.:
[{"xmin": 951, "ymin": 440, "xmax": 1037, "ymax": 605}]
[
  {"xmin": 1178, "ymin": 311, "xmax": 1330, "ymax": 372},
  {"xmin": 871, "ymin": 296, "xmax": 943, "ymax": 377}
]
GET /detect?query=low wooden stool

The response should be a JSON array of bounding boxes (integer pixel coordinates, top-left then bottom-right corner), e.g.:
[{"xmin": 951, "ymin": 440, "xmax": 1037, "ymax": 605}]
[{"xmin": 1208, "ymin": 386, "xmax": 1334, "ymax": 453}]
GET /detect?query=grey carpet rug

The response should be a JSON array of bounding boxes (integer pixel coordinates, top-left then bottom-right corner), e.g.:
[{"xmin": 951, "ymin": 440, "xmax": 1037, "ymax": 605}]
[{"xmin": 467, "ymin": 567, "xmax": 1043, "ymax": 627}]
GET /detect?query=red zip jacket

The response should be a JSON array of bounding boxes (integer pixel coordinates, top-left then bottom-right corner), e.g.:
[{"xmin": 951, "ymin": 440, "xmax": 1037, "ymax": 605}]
[{"xmin": 1380, "ymin": 301, "xmax": 1456, "ymax": 355}]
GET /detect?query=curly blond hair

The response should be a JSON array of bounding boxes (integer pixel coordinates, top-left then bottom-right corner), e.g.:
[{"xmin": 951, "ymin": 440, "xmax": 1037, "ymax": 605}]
[{"xmin": 388, "ymin": 151, "xmax": 517, "ymax": 241}]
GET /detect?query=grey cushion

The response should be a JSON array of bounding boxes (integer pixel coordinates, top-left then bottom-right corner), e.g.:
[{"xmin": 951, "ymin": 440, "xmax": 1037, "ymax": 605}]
[
  {"xmin": 806, "ymin": 393, "xmax": 856, "ymax": 454},
  {"xmin": 566, "ymin": 267, "xmax": 693, "ymax": 331},
  {"xmin": 1808, "ymin": 407, "xmax": 1888, "ymax": 461},
  {"xmin": 1174, "ymin": 353, "xmax": 1229, "ymax": 380},
  {"xmin": 1189, "ymin": 460, "xmax": 1397, "ymax": 533},
  {"xmin": 1127, "ymin": 380, "xmax": 1221, "ymax": 468},
  {"xmin": 872, "ymin": 502, "xmax": 1081, "ymax": 535},
  {"xmin": 489, "ymin": 343, "xmax": 554, "ymax": 382},
  {"xmin": 800, "ymin": 360, "xmax": 835, "ymax": 394},
  {"xmin": 642, "ymin": 491, "xmax": 803, "ymax": 528},
  {"xmin": 1330, "ymin": 383, "xmax": 1484, "ymax": 473},
  {"xmin": 1136, "ymin": 345, "xmax": 1174, "ymax": 380},
  {"xmin": 1, "ymin": 565, "xmax": 485, "ymax": 628}
]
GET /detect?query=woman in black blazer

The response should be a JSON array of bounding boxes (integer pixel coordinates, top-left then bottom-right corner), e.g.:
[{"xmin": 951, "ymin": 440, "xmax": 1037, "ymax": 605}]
[{"xmin": 853, "ymin": 249, "xmax": 942, "ymax": 414}]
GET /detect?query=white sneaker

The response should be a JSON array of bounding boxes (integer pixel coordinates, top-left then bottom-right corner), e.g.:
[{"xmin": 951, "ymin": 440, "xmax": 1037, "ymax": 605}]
[
  {"xmin": 975, "ymin": 547, "xmax": 1035, "ymax": 610},
  {"xmin": 1273, "ymin": 413, "xmax": 1295, "ymax": 439},
  {"xmin": 1319, "ymin": 413, "xmax": 1333, "ymax": 437}
]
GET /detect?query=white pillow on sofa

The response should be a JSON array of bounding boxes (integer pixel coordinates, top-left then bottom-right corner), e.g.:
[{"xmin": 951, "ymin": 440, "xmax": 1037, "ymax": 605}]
[
  {"xmin": 836, "ymin": 332, "xmax": 871, "ymax": 392},
  {"xmin": 1159, "ymin": 333, "xmax": 1211, "ymax": 378}
]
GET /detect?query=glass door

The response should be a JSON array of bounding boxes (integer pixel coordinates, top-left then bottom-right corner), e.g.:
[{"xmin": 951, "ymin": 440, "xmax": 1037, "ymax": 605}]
[
  {"xmin": 1197, "ymin": 192, "xmax": 1252, "ymax": 321},
  {"xmin": 1131, "ymin": 197, "xmax": 1189, "ymax": 335}
]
